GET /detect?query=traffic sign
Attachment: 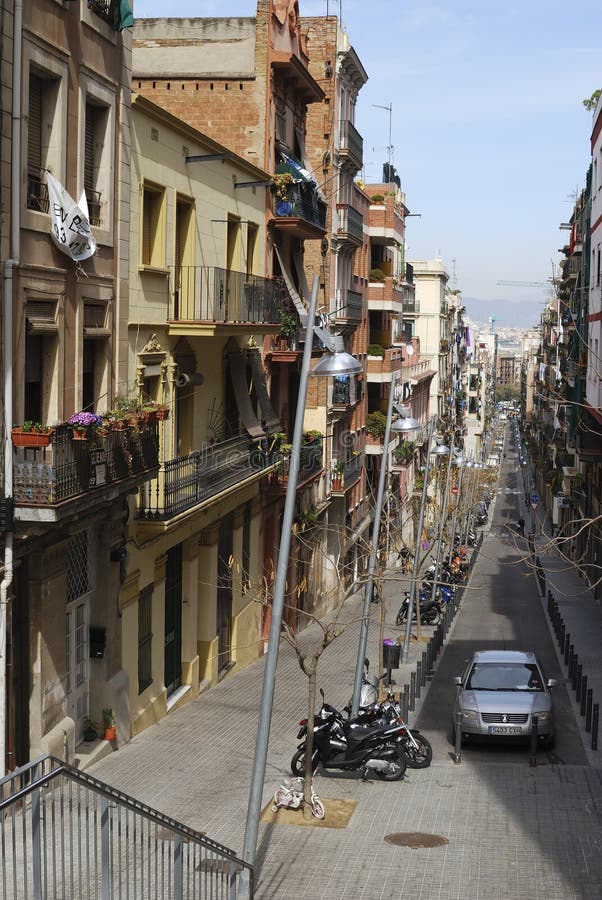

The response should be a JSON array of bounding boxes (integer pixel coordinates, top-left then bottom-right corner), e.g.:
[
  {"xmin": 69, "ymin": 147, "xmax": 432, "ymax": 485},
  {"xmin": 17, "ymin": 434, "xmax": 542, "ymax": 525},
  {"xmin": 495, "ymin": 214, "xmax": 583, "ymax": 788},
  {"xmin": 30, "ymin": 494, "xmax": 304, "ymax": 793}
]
[
  {"xmin": 451, "ymin": 486, "xmax": 459, "ymax": 495},
  {"xmin": 530, "ymin": 492, "xmax": 539, "ymax": 510}
]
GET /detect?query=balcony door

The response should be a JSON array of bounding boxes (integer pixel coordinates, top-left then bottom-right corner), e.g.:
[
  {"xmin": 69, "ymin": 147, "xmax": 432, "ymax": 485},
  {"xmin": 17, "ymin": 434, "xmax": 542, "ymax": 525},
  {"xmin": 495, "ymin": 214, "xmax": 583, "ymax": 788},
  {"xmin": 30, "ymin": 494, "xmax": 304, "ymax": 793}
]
[
  {"xmin": 226, "ymin": 217, "xmax": 242, "ymax": 320},
  {"xmin": 217, "ymin": 515, "xmax": 233, "ymax": 672},
  {"xmin": 164, "ymin": 544, "xmax": 183, "ymax": 696}
]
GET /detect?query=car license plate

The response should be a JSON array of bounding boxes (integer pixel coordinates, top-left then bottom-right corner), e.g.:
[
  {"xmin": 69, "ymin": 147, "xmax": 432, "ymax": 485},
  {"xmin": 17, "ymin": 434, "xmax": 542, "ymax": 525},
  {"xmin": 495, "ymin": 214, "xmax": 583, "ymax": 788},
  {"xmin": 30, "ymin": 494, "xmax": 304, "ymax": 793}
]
[{"xmin": 488, "ymin": 726, "xmax": 522, "ymax": 735}]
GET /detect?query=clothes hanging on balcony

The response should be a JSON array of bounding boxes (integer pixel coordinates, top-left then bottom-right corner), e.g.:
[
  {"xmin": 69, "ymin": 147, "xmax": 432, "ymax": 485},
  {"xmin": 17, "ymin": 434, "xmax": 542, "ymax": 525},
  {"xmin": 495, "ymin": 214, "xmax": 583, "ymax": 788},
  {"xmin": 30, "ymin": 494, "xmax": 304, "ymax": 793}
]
[
  {"xmin": 228, "ymin": 349, "xmax": 265, "ymax": 440},
  {"xmin": 247, "ymin": 348, "xmax": 281, "ymax": 432}
]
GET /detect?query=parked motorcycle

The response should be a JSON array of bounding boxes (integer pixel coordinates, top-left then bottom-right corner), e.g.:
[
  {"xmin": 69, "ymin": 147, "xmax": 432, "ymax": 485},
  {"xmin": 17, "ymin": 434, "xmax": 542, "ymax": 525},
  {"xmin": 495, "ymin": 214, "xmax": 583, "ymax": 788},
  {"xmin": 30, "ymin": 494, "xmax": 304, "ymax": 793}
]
[
  {"xmin": 292, "ymin": 689, "xmax": 408, "ymax": 781},
  {"xmin": 395, "ymin": 590, "xmax": 441, "ymax": 626}
]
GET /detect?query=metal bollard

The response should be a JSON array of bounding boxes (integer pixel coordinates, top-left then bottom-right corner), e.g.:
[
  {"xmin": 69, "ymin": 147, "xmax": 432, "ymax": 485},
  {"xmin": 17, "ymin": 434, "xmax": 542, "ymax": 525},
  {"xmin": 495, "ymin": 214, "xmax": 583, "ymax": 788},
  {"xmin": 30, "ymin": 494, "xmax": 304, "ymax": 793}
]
[
  {"xmin": 593, "ymin": 705, "xmax": 599, "ymax": 751},
  {"xmin": 586, "ymin": 689, "xmax": 593, "ymax": 732},
  {"xmin": 569, "ymin": 651, "xmax": 577, "ymax": 688},
  {"xmin": 576, "ymin": 665, "xmax": 583, "ymax": 702},
  {"xmin": 564, "ymin": 633, "xmax": 571, "ymax": 665},
  {"xmin": 453, "ymin": 710, "xmax": 462, "ymax": 764},
  {"xmin": 581, "ymin": 675, "xmax": 588, "ymax": 716},
  {"xmin": 415, "ymin": 662, "xmax": 422, "ymax": 699},
  {"xmin": 421, "ymin": 651, "xmax": 428, "ymax": 682},
  {"xmin": 409, "ymin": 671, "xmax": 416, "ymax": 711},
  {"xmin": 529, "ymin": 715, "xmax": 538, "ymax": 767},
  {"xmin": 402, "ymin": 684, "xmax": 409, "ymax": 722},
  {"xmin": 426, "ymin": 641, "xmax": 433, "ymax": 677},
  {"xmin": 559, "ymin": 621, "xmax": 565, "ymax": 650}
]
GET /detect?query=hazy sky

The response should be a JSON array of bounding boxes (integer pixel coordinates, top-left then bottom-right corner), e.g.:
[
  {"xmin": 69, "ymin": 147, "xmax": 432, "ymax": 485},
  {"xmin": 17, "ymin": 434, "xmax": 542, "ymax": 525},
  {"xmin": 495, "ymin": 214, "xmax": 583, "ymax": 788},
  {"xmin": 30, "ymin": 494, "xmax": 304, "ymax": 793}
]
[{"xmin": 133, "ymin": 1, "xmax": 601, "ymax": 327}]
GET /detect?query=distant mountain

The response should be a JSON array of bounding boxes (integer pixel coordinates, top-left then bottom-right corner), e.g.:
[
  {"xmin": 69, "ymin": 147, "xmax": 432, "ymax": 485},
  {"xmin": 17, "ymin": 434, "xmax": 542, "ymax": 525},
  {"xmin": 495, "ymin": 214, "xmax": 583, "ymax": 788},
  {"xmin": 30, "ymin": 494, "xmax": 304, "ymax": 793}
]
[{"xmin": 462, "ymin": 295, "xmax": 542, "ymax": 330}]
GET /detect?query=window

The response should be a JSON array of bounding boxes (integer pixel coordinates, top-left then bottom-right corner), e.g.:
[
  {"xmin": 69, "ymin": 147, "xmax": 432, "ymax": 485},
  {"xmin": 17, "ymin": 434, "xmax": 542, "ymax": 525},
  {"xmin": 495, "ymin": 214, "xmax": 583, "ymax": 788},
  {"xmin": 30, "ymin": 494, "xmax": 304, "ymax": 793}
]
[
  {"xmin": 84, "ymin": 101, "xmax": 109, "ymax": 226},
  {"xmin": 174, "ymin": 196, "xmax": 194, "ymax": 317},
  {"xmin": 141, "ymin": 182, "xmax": 166, "ymax": 268},
  {"xmin": 27, "ymin": 72, "xmax": 59, "ymax": 212},
  {"xmin": 138, "ymin": 586, "xmax": 153, "ymax": 694}
]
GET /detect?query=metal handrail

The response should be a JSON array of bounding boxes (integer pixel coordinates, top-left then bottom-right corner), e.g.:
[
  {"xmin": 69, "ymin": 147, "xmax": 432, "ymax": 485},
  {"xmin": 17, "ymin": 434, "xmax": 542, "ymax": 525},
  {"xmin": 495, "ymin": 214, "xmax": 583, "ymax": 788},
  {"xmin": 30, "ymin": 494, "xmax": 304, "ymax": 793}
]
[{"xmin": 1, "ymin": 755, "xmax": 254, "ymax": 898}]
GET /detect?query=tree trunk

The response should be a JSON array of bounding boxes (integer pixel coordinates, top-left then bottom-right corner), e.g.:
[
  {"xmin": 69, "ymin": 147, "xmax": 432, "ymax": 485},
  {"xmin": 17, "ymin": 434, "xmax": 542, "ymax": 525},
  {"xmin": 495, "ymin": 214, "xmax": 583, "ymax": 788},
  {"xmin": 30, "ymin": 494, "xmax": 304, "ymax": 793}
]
[{"xmin": 303, "ymin": 665, "xmax": 317, "ymax": 821}]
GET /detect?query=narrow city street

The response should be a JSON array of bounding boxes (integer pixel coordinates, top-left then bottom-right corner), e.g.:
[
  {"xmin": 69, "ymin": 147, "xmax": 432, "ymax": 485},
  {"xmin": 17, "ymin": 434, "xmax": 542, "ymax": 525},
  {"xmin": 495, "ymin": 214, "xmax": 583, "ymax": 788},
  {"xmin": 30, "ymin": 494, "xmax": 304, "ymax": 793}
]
[{"xmin": 89, "ymin": 444, "xmax": 602, "ymax": 899}]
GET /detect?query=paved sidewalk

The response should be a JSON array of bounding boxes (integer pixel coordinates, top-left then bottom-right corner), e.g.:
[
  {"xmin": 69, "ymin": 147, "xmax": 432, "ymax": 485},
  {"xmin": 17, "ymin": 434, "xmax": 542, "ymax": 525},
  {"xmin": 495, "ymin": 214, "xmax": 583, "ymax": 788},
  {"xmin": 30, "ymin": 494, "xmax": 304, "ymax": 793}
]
[{"xmin": 89, "ymin": 479, "xmax": 602, "ymax": 897}]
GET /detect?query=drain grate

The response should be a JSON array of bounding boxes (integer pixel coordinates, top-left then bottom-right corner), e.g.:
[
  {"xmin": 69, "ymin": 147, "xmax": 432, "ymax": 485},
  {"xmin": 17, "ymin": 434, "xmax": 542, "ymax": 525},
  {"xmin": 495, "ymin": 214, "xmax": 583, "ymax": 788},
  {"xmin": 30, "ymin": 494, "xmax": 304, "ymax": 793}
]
[{"xmin": 384, "ymin": 832, "xmax": 449, "ymax": 849}]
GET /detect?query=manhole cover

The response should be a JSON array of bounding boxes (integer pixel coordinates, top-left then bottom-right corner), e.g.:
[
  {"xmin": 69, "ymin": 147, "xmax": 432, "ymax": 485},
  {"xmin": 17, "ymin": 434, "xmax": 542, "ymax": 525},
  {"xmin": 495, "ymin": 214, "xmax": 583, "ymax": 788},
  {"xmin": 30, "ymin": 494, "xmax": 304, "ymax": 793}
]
[{"xmin": 384, "ymin": 832, "xmax": 449, "ymax": 849}]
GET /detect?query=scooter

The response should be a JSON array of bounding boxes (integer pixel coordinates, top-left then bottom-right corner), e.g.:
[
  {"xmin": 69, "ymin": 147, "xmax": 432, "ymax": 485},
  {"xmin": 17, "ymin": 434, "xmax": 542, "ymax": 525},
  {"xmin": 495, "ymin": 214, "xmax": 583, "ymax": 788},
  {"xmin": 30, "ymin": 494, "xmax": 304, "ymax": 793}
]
[
  {"xmin": 292, "ymin": 689, "xmax": 408, "ymax": 781},
  {"xmin": 395, "ymin": 590, "xmax": 441, "ymax": 626}
]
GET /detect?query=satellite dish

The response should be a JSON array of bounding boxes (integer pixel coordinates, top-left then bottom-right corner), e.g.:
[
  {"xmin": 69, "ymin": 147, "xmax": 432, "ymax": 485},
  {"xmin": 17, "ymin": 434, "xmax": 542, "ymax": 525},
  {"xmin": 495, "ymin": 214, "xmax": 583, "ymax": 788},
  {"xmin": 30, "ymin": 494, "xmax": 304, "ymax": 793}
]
[{"xmin": 405, "ymin": 344, "xmax": 414, "ymax": 356}]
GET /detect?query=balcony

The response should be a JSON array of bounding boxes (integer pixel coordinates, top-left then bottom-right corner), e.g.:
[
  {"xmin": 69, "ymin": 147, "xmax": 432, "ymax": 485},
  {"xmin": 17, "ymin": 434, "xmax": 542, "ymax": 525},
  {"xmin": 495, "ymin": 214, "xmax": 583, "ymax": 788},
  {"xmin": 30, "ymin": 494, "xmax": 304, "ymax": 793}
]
[
  {"xmin": 330, "ymin": 374, "xmax": 362, "ymax": 412},
  {"xmin": 338, "ymin": 119, "xmax": 364, "ymax": 171},
  {"xmin": 403, "ymin": 295, "xmax": 420, "ymax": 315},
  {"xmin": 138, "ymin": 435, "xmax": 282, "ymax": 520},
  {"xmin": 334, "ymin": 289, "xmax": 363, "ymax": 324},
  {"xmin": 13, "ymin": 423, "xmax": 159, "ymax": 524},
  {"xmin": 367, "ymin": 275, "xmax": 404, "ymax": 314},
  {"xmin": 367, "ymin": 195, "xmax": 405, "ymax": 246},
  {"xmin": 336, "ymin": 204, "xmax": 364, "ymax": 247},
  {"xmin": 330, "ymin": 453, "xmax": 363, "ymax": 494},
  {"xmin": 271, "ymin": 183, "xmax": 327, "ymax": 240},
  {"xmin": 167, "ymin": 266, "xmax": 282, "ymax": 334},
  {"xmin": 27, "ymin": 172, "xmax": 50, "ymax": 213},
  {"xmin": 366, "ymin": 347, "xmax": 404, "ymax": 382},
  {"xmin": 266, "ymin": 438, "xmax": 324, "ymax": 494}
]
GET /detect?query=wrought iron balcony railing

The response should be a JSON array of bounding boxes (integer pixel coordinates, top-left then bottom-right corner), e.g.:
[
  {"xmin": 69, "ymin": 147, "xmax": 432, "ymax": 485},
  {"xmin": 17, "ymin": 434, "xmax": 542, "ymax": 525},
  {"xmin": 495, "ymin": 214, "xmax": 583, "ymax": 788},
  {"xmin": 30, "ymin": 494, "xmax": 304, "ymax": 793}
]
[
  {"xmin": 339, "ymin": 119, "xmax": 364, "ymax": 169},
  {"xmin": 169, "ymin": 266, "xmax": 282, "ymax": 324},
  {"xmin": 27, "ymin": 172, "xmax": 49, "ymax": 213},
  {"xmin": 334, "ymin": 288, "xmax": 363, "ymax": 321},
  {"xmin": 274, "ymin": 184, "xmax": 327, "ymax": 231},
  {"xmin": 337, "ymin": 204, "xmax": 364, "ymax": 244},
  {"xmin": 0, "ymin": 755, "xmax": 252, "ymax": 900},
  {"xmin": 138, "ymin": 434, "xmax": 279, "ymax": 519},
  {"xmin": 13, "ymin": 423, "xmax": 159, "ymax": 513}
]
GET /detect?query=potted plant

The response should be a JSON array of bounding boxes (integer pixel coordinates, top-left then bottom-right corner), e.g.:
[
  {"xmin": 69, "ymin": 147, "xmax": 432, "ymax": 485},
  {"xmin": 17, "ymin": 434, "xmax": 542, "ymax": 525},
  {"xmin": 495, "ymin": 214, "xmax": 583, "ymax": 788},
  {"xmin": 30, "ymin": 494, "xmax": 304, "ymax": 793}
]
[
  {"xmin": 278, "ymin": 309, "xmax": 297, "ymax": 349},
  {"xmin": 272, "ymin": 172, "xmax": 295, "ymax": 215},
  {"xmin": 102, "ymin": 707, "xmax": 117, "ymax": 741},
  {"xmin": 367, "ymin": 343, "xmax": 385, "ymax": 358},
  {"xmin": 370, "ymin": 194, "xmax": 385, "ymax": 203},
  {"xmin": 331, "ymin": 459, "xmax": 345, "ymax": 490},
  {"xmin": 11, "ymin": 421, "xmax": 54, "ymax": 448},
  {"xmin": 68, "ymin": 411, "xmax": 103, "ymax": 440},
  {"xmin": 303, "ymin": 429, "xmax": 322, "ymax": 443},
  {"xmin": 83, "ymin": 717, "xmax": 99, "ymax": 742},
  {"xmin": 368, "ymin": 268, "xmax": 386, "ymax": 283},
  {"xmin": 366, "ymin": 411, "xmax": 387, "ymax": 442}
]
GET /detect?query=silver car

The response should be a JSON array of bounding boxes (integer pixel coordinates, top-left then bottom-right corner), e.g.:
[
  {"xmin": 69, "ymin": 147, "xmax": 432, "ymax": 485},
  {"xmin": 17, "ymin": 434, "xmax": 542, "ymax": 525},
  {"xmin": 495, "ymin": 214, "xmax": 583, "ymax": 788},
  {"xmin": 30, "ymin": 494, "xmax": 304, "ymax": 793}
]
[{"xmin": 453, "ymin": 650, "xmax": 556, "ymax": 747}]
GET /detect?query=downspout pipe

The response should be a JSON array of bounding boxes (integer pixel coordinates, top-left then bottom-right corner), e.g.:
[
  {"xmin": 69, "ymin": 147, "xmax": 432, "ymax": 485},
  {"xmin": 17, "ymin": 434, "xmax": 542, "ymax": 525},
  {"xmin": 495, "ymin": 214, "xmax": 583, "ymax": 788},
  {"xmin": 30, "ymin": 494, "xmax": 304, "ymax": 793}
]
[{"xmin": 1, "ymin": 0, "xmax": 23, "ymax": 777}]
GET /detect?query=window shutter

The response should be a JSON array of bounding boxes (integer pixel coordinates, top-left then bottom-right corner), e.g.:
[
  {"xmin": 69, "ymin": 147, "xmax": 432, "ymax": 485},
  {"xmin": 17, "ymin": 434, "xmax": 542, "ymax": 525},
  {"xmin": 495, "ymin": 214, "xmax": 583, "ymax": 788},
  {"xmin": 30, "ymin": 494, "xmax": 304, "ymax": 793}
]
[{"xmin": 28, "ymin": 75, "xmax": 43, "ymax": 176}]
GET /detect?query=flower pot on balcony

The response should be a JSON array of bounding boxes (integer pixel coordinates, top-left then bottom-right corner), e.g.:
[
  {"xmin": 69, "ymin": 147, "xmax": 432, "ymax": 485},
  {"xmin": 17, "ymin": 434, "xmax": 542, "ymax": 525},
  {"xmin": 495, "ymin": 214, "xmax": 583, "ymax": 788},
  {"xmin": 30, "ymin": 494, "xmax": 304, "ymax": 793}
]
[
  {"xmin": 71, "ymin": 429, "xmax": 89, "ymax": 441},
  {"xmin": 11, "ymin": 427, "xmax": 53, "ymax": 448},
  {"xmin": 155, "ymin": 405, "xmax": 170, "ymax": 421},
  {"xmin": 104, "ymin": 726, "xmax": 117, "ymax": 741},
  {"xmin": 140, "ymin": 408, "xmax": 158, "ymax": 425}
]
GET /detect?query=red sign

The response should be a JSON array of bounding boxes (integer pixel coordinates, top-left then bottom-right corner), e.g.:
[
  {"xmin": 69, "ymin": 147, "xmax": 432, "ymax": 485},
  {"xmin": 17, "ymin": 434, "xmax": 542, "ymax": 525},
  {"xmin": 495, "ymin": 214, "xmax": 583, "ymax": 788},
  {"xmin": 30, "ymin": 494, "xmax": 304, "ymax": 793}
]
[{"xmin": 451, "ymin": 486, "xmax": 459, "ymax": 495}]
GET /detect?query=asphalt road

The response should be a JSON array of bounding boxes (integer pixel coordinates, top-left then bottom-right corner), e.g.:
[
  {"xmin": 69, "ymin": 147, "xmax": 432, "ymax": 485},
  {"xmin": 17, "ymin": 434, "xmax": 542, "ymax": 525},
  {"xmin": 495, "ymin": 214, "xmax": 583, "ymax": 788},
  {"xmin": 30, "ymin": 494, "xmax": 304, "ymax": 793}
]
[{"xmin": 414, "ymin": 432, "xmax": 588, "ymax": 768}]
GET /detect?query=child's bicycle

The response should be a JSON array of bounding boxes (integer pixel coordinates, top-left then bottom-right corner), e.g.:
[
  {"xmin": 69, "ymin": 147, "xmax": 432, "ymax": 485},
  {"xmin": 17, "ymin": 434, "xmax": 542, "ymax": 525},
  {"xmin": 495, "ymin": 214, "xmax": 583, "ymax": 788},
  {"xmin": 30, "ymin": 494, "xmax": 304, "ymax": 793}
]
[{"xmin": 271, "ymin": 777, "xmax": 325, "ymax": 819}]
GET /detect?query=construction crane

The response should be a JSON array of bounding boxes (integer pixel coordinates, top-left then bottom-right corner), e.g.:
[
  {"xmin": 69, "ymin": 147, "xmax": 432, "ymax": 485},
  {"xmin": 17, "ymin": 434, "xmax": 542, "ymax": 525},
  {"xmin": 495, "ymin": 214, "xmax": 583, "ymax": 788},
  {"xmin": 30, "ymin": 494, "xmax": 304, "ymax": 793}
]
[{"xmin": 496, "ymin": 280, "xmax": 552, "ymax": 287}]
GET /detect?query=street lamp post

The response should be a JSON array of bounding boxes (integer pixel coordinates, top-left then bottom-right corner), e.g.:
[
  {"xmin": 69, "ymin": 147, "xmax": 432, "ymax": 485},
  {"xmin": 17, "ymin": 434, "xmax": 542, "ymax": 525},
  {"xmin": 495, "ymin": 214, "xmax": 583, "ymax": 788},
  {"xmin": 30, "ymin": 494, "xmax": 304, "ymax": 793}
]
[
  {"xmin": 430, "ymin": 434, "xmax": 455, "ymax": 600},
  {"xmin": 401, "ymin": 414, "xmax": 437, "ymax": 663},
  {"xmin": 350, "ymin": 379, "xmax": 420, "ymax": 717},
  {"xmin": 241, "ymin": 277, "xmax": 362, "ymax": 892}
]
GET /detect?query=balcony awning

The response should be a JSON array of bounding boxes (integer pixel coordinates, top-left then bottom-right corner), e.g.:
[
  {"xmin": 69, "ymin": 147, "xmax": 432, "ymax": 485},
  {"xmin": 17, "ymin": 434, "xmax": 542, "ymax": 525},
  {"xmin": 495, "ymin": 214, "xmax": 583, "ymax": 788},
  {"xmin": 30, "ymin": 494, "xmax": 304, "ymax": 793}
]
[
  {"xmin": 273, "ymin": 245, "xmax": 309, "ymax": 326},
  {"xmin": 247, "ymin": 348, "xmax": 281, "ymax": 432},
  {"xmin": 228, "ymin": 349, "xmax": 265, "ymax": 440}
]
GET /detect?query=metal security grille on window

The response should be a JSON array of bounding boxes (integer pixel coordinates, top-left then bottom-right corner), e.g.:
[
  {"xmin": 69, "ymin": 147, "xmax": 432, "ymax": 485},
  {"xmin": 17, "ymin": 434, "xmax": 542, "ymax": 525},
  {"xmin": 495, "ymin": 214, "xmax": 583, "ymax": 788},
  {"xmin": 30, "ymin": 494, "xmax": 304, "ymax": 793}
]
[{"xmin": 67, "ymin": 531, "xmax": 93, "ymax": 601}]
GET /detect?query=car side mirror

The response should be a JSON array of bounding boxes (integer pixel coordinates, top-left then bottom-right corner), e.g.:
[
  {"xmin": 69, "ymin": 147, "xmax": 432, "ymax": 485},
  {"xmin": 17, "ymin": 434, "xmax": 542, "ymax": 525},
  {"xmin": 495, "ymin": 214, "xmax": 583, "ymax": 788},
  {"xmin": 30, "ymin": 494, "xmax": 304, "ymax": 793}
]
[
  {"xmin": 453, "ymin": 676, "xmax": 462, "ymax": 685},
  {"xmin": 547, "ymin": 678, "xmax": 558, "ymax": 688}
]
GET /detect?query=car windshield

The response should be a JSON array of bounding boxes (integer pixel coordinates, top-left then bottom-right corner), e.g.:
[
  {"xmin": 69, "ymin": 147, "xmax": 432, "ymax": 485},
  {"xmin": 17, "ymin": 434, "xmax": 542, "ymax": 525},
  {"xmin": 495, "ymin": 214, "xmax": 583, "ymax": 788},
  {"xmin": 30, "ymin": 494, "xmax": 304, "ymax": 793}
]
[{"xmin": 466, "ymin": 662, "xmax": 543, "ymax": 692}]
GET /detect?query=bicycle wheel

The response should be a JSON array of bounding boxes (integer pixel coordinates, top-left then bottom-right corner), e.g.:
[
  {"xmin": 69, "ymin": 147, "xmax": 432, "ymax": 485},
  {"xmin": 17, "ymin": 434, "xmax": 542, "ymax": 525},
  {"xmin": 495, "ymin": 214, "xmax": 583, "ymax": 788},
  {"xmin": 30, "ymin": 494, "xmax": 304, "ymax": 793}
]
[
  {"xmin": 311, "ymin": 797, "xmax": 325, "ymax": 820},
  {"xmin": 272, "ymin": 787, "xmax": 289, "ymax": 811},
  {"xmin": 395, "ymin": 605, "xmax": 407, "ymax": 626}
]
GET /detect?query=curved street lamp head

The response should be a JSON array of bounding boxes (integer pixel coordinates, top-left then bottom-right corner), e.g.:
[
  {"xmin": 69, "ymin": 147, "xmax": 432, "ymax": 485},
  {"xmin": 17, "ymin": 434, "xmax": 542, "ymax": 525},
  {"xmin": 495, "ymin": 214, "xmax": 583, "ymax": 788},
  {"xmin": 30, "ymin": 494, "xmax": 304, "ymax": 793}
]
[
  {"xmin": 392, "ymin": 414, "xmax": 420, "ymax": 432},
  {"xmin": 432, "ymin": 443, "xmax": 450, "ymax": 456},
  {"xmin": 312, "ymin": 350, "xmax": 363, "ymax": 377}
]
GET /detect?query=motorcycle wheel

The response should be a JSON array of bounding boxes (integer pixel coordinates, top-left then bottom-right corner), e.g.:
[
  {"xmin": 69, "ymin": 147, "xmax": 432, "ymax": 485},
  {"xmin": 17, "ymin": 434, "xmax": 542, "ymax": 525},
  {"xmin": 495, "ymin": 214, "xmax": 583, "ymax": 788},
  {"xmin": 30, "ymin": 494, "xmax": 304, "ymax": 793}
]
[
  {"xmin": 373, "ymin": 741, "xmax": 407, "ymax": 781},
  {"xmin": 395, "ymin": 606, "xmax": 407, "ymax": 626},
  {"xmin": 424, "ymin": 607, "xmax": 441, "ymax": 625},
  {"xmin": 403, "ymin": 731, "xmax": 433, "ymax": 768},
  {"xmin": 291, "ymin": 748, "xmax": 319, "ymax": 777}
]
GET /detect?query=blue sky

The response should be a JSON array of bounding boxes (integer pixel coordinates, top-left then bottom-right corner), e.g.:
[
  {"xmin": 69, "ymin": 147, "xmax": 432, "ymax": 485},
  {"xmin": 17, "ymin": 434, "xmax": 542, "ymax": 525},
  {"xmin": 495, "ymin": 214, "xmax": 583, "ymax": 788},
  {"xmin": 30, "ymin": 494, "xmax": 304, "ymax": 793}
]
[{"xmin": 133, "ymin": 1, "xmax": 601, "ymax": 327}]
